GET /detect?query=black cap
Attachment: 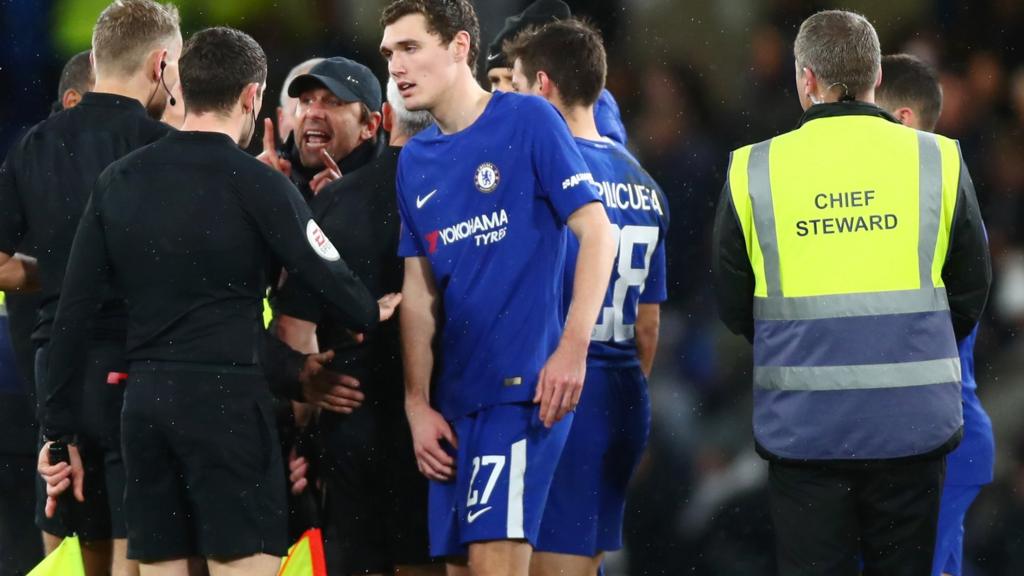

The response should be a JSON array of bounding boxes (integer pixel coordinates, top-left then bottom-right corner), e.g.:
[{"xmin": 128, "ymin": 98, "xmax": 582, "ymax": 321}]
[
  {"xmin": 288, "ymin": 56, "xmax": 382, "ymax": 111},
  {"xmin": 485, "ymin": 0, "xmax": 572, "ymax": 71}
]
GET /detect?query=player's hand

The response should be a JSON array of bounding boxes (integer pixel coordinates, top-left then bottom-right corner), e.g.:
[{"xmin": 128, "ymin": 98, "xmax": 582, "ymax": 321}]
[
  {"xmin": 406, "ymin": 399, "xmax": 457, "ymax": 482},
  {"xmin": 38, "ymin": 442, "xmax": 85, "ymax": 518},
  {"xmin": 287, "ymin": 447, "xmax": 309, "ymax": 495},
  {"xmin": 534, "ymin": 339, "xmax": 588, "ymax": 428},
  {"xmin": 258, "ymin": 118, "xmax": 292, "ymax": 178},
  {"xmin": 299, "ymin": 350, "xmax": 365, "ymax": 414},
  {"xmin": 377, "ymin": 292, "xmax": 402, "ymax": 322},
  {"xmin": 309, "ymin": 149, "xmax": 342, "ymax": 195}
]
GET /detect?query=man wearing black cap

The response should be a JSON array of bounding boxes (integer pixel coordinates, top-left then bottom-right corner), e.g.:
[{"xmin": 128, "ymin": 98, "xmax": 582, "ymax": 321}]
[
  {"xmin": 484, "ymin": 0, "xmax": 628, "ymax": 145},
  {"xmin": 275, "ymin": 77, "xmax": 439, "ymax": 576},
  {"xmin": 260, "ymin": 56, "xmax": 384, "ymax": 198}
]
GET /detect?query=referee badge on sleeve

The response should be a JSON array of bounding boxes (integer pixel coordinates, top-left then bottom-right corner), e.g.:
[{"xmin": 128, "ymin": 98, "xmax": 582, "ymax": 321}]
[
  {"xmin": 306, "ymin": 219, "xmax": 341, "ymax": 261},
  {"xmin": 475, "ymin": 163, "xmax": 500, "ymax": 193}
]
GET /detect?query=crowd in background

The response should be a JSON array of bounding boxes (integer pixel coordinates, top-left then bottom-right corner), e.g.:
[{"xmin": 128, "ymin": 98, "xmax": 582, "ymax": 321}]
[{"xmin": 2, "ymin": 0, "xmax": 1023, "ymax": 574}]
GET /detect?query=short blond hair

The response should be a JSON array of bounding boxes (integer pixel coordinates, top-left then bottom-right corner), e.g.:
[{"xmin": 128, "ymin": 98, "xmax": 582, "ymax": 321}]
[{"xmin": 92, "ymin": 0, "xmax": 180, "ymax": 78}]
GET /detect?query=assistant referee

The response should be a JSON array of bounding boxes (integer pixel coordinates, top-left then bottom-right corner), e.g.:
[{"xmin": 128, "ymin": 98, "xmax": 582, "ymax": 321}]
[{"xmin": 40, "ymin": 27, "xmax": 399, "ymax": 575}]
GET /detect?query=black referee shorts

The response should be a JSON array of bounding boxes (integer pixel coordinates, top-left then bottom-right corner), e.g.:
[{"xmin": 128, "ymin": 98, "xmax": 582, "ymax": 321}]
[
  {"xmin": 34, "ymin": 340, "xmax": 127, "ymax": 542},
  {"xmin": 320, "ymin": 399, "xmax": 433, "ymax": 573},
  {"xmin": 121, "ymin": 362, "xmax": 287, "ymax": 562},
  {"xmin": 768, "ymin": 456, "xmax": 945, "ymax": 576}
]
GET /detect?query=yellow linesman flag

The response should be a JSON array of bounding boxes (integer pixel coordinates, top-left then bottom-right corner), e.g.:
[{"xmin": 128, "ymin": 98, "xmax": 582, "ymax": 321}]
[
  {"xmin": 28, "ymin": 535, "xmax": 85, "ymax": 576},
  {"xmin": 278, "ymin": 528, "xmax": 327, "ymax": 576},
  {"xmin": 263, "ymin": 295, "xmax": 273, "ymax": 329}
]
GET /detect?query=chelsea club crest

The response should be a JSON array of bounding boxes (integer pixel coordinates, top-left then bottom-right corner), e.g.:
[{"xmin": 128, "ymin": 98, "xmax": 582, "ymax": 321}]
[{"xmin": 474, "ymin": 162, "xmax": 500, "ymax": 193}]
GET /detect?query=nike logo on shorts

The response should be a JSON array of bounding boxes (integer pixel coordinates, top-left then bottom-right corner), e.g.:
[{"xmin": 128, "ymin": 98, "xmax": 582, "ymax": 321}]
[
  {"xmin": 467, "ymin": 506, "xmax": 493, "ymax": 524},
  {"xmin": 416, "ymin": 189, "xmax": 438, "ymax": 209}
]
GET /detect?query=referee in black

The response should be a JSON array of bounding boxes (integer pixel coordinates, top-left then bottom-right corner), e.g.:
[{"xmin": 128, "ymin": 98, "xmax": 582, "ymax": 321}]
[
  {"xmin": 1, "ymin": 2, "xmax": 180, "ymax": 573},
  {"xmin": 274, "ymin": 78, "xmax": 437, "ymax": 575},
  {"xmin": 40, "ymin": 26, "xmax": 400, "ymax": 575}
]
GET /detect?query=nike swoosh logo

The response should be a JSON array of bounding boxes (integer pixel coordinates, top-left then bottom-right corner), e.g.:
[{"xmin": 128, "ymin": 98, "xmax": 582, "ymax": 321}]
[
  {"xmin": 416, "ymin": 189, "xmax": 437, "ymax": 209},
  {"xmin": 487, "ymin": 52, "xmax": 502, "ymax": 62},
  {"xmin": 467, "ymin": 506, "xmax": 493, "ymax": 524}
]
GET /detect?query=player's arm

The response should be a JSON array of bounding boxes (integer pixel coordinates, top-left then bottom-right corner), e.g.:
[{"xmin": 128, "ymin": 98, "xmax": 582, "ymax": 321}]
[
  {"xmin": 240, "ymin": 171, "xmax": 399, "ymax": 333},
  {"xmin": 401, "ymin": 256, "xmax": 456, "ymax": 481},
  {"xmin": 636, "ymin": 304, "xmax": 660, "ymax": 377},
  {"xmin": 536, "ymin": 202, "xmax": 616, "ymax": 427}
]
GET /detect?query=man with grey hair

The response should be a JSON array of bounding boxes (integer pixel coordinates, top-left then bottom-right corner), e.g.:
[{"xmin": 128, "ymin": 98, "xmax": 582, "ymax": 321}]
[
  {"xmin": 713, "ymin": 9, "xmax": 990, "ymax": 575},
  {"xmin": 273, "ymin": 79, "xmax": 440, "ymax": 575}
]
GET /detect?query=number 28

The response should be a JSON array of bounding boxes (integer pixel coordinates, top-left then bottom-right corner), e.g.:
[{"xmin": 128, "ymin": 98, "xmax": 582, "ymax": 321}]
[{"xmin": 591, "ymin": 224, "xmax": 659, "ymax": 343}]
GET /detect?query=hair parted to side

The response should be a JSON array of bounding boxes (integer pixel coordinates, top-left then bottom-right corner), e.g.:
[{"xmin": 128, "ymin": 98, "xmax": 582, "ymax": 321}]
[
  {"xmin": 877, "ymin": 54, "xmax": 943, "ymax": 132},
  {"xmin": 504, "ymin": 18, "xmax": 606, "ymax": 108},
  {"xmin": 92, "ymin": 0, "xmax": 180, "ymax": 77},
  {"xmin": 58, "ymin": 51, "xmax": 95, "ymax": 98},
  {"xmin": 179, "ymin": 27, "xmax": 268, "ymax": 115},
  {"xmin": 381, "ymin": 0, "xmax": 480, "ymax": 73},
  {"xmin": 794, "ymin": 10, "xmax": 880, "ymax": 98}
]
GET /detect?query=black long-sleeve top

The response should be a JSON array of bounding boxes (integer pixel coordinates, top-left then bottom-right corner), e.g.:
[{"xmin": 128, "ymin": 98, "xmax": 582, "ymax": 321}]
[
  {"xmin": 713, "ymin": 102, "xmax": 991, "ymax": 343},
  {"xmin": 43, "ymin": 130, "xmax": 378, "ymax": 438},
  {"xmin": 0, "ymin": 93, "xmax": 170, "ymax": 342}
]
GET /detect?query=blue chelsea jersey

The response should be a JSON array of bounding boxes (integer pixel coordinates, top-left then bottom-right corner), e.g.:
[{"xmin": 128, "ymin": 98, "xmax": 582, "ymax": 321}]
[
  {"xmin": 396, "ymin": 92, "xmax": 600, "ymax": 420},
  {"xmin": 945, "ymin": 326, "xmax": 995, "ymax": 485},
  {"xmin": 563, "ymin": 138, "xmax": 669, "ymax": 368}
]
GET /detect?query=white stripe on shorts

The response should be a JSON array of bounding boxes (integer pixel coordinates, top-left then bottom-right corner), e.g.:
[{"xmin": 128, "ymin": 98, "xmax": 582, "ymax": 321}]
[{"xmin": 507, "ymin": 438, "xmax": 527, "ymax": 539}]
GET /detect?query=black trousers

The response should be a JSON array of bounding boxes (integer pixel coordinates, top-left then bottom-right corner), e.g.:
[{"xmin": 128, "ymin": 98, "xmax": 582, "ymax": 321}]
[{"xmin": 768, "ymin": 456, "xmax": 945, "ymax": 576}]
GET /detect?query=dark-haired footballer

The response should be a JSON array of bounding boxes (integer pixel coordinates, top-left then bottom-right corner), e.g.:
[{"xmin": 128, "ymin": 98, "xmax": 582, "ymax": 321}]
[
  {"xmin": 507, "ymin": 19, "xmax": 669, "ymax": 576},
  {"xmin": 484, "ymin": 0, "xmax": 628, "ymax": 146},
  {"xmin": 40, "ymin": 26, "xmax": 399, "ymax": 575},
  {"xmin": 380, "ymin": 2, "xmax": 616, "ymax": 575}
]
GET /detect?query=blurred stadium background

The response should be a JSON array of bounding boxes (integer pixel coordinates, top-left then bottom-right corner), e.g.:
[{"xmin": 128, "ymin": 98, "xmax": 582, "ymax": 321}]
[{"xmin": 3, "ymin": 0, "xmax": 1024, "ymax": 573}]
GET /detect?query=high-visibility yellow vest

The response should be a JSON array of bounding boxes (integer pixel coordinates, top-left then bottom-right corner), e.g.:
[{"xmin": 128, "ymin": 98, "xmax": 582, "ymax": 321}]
[{"xmin": 729, "ymin": 111, "xmax": 963, "ymax": 459}]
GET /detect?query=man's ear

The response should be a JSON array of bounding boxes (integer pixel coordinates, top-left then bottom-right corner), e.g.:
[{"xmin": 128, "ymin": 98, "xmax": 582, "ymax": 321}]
[
  {"xmin": 893, "ymin": 106, "xmax": 917, "ymax": 128},
  {"xmin": 149, "ymin": 48, "xmax": 168, "ymax": 82},
  {"xmin": 801, "ymin": 66, "xmax": 819, "ymax": 99},
  {"xmin": 536, "ymin": 70, "xmax": 553, "ymax": 98},
  {"xmin": 62, "ymin": 89, "xmax": 83, "ymax": 110},
  {"xmin": 242, "ymin": 82, "xmax": 261, "ymax": 114},
  {"xmin": 363, "ymin": 111, "xmax": 384, "ymax": 140},
  {"xmin": 381, "ymin": 102, "xmax": 395, "ymax": 134},
  {"xmin": 450, "ymin": 30, "xmax": 472, "ymax": 64}
]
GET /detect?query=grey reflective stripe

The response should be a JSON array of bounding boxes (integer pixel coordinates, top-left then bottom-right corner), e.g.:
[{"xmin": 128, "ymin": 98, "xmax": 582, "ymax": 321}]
[
  {"xmin": 747, "ymin": 140, "xmax": 780, "ymax": 297},
  {"xmin": 754, "ymin": 357, "xmax": 961, "ymax": 391},
  {"xmin": 753, "ymin": 286, "xmax": 949, "ymax": 320},
  {"xmin": 918, "ymin": 132, "xmax": 943, "ymax": 289}
]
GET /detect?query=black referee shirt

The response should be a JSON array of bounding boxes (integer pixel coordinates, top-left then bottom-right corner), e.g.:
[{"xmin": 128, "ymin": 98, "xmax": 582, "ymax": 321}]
[
  {"xmin": 44, "ymin": 130, "xmax": 379, "ymax": 438},
  {"xmin": 0, "ymin": 92, "xmax": 171, "ymax": 342},
  {"xmin": 276, "ymin": 145, "xmax": 402, "ymax": 395}
]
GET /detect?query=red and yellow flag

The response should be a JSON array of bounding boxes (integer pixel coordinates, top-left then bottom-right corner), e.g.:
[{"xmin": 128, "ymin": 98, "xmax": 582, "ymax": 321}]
[{"xmin": 278, "ymin": 528, "xmax": 327, "ymax": 576}]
